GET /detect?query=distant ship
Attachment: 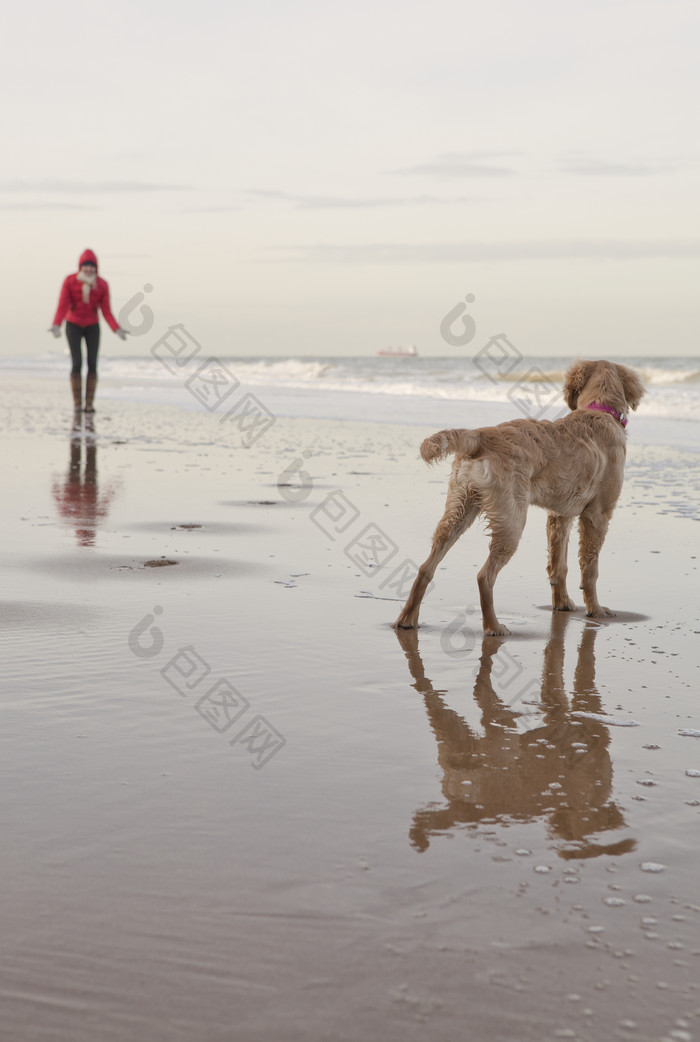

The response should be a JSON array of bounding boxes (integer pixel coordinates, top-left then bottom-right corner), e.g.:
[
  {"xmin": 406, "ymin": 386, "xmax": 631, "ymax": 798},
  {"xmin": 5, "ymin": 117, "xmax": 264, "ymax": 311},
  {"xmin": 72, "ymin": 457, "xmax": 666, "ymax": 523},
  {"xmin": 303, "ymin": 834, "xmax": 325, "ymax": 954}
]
[{"xmin": 377, "ymin": 345, "xmax": 418, "ymax": 357}]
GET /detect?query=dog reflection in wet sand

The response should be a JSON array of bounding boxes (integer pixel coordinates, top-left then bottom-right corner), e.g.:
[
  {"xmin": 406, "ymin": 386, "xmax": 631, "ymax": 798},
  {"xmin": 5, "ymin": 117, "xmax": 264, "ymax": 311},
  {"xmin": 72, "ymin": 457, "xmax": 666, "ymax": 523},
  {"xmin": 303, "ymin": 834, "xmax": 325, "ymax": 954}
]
[{"xmin": 396, "ymin": 611, "xmax": 635, "ymax": 858}]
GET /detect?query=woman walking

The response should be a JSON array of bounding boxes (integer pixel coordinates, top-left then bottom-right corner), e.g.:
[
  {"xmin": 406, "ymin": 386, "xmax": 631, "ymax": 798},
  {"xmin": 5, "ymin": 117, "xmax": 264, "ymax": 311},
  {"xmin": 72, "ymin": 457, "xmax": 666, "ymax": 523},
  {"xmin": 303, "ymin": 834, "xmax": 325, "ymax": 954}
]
[{"xmin": 50, "ymin": 249, "xmax": 128, "ymax": 412}]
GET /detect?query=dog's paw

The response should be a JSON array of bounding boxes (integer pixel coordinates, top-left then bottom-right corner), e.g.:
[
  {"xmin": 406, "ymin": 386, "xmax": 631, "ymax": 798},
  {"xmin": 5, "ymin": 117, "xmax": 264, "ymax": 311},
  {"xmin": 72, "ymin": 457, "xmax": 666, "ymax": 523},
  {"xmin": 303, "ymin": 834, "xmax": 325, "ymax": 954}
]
[
  {"xmin": 585, "ymin": 606, "xmax": 616, "ymax": 619},
  {"xmin": 553, "ymin": 598, "xmax": 576, "ymax": 612},
  {"xmin": 484, "ymin": 623, "xmax": 511, "ymax": 636},
  {"xmin": 394, "ymin": 619, "xmax": 416, "ymax": 630}
]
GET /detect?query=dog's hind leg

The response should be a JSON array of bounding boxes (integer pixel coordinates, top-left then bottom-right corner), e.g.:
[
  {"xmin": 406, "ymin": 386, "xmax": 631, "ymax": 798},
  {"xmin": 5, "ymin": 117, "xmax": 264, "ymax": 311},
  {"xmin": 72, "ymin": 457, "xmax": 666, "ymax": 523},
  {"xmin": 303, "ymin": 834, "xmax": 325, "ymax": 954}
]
[
  {"xmin": 395, "ymin": 492, "xmax": 479, "ymax": 629},
  {"xmin": 547, "ymin": 513, "xmax": 576, "ymax": 611},
  {"xmin": 578, "ymin": 509, "xmax": 615, "ymax": 618},
  {"xmin": 477, "ymin": 510, "xmax": 527, "ymax": 636}
]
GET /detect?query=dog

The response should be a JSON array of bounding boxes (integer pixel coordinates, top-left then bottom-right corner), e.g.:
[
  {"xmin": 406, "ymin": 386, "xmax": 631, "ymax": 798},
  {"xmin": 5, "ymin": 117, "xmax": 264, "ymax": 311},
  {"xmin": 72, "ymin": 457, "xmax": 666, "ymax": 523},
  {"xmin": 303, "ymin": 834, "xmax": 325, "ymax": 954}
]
[{"xmin": 395, "ymin": 360, "xmax": 645, "ymax": 636}]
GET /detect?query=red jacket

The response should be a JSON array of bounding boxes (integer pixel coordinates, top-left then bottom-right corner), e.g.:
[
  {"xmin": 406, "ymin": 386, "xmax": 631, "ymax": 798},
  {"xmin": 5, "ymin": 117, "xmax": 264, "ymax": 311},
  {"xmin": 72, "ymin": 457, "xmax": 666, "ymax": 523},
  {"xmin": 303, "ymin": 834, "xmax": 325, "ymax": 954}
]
[{"xmin": 53, "ymin": 249, "xmax": 119, "ymax": 331}]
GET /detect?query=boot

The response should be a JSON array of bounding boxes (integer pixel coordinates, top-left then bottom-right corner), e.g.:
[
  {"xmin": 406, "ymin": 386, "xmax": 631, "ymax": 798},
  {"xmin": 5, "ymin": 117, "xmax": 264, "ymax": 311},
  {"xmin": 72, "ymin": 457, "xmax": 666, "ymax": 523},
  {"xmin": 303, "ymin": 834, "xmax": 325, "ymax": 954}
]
[
  {"xmin": 70, "ymin": 375, "xmax": 82, "ymax": 411},
  {"xmin": 84, "ymin": 374, "xmax": 97, "ymax": 413}
]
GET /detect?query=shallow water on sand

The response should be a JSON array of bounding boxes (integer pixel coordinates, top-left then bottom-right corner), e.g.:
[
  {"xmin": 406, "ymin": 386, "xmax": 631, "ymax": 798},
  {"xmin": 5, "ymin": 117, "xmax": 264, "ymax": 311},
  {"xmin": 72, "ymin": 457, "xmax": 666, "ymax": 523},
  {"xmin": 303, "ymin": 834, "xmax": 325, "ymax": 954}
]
[{"xmin": 1, "ymin": 378, "xmax": 700, "ymax": 1041}]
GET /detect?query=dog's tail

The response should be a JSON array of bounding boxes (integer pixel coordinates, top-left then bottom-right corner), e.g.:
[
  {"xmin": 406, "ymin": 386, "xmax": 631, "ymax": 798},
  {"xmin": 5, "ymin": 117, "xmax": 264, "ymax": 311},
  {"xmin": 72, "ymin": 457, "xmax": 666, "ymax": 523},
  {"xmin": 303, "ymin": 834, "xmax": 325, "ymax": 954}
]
[{"xmin": 420, "ymin": 428, "xmax": 481, "ymax": 464}]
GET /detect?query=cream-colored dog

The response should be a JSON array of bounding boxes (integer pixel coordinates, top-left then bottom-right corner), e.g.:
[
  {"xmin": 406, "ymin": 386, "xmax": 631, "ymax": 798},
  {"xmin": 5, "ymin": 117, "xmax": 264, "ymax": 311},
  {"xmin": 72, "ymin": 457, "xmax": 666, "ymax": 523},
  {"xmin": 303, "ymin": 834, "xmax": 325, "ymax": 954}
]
[{"xmin": 395, "ymin": 360, "xmax": 645, "ymax": 635}]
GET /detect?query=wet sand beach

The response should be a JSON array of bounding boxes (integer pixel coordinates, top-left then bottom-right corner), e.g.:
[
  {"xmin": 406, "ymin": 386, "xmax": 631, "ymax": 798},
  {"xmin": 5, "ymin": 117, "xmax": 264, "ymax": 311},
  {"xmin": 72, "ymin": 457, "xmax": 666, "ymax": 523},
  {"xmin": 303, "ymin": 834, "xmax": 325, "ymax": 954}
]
[{"xmin": 2, "ymin": 373, "xmax": 700, "ymax": 1042}]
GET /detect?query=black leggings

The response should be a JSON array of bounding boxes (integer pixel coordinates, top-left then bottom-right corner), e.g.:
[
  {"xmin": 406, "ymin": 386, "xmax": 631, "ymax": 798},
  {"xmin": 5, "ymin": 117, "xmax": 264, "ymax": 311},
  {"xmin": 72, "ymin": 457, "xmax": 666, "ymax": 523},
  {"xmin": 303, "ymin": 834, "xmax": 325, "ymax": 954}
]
[{"xmin": 66, "ymin": 322, "xmax": 100, "ymax": 376}]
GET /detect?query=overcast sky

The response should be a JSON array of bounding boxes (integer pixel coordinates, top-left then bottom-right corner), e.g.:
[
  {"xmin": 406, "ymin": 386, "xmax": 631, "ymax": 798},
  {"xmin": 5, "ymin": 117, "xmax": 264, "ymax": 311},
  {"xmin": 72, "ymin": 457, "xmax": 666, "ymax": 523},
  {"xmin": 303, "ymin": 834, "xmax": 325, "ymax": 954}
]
[{"xmin": 3, "ymin": 0, "xmax": 699, "ymax": 357}]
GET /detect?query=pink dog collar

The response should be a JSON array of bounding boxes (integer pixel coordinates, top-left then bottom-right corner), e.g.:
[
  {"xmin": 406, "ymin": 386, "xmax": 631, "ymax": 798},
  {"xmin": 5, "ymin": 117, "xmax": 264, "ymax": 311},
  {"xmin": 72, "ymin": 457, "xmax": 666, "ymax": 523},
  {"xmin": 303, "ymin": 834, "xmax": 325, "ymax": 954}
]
[{"xmin": 586, "ymin": 401, "xmax": 628, "ymax": 427}]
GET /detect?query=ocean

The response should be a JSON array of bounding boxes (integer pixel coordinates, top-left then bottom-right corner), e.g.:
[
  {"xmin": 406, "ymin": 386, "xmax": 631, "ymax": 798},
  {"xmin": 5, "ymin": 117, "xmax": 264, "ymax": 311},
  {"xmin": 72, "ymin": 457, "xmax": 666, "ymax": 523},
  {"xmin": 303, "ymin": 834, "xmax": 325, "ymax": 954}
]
[{"xmin": 3, "ymin": 352, "xmax": 699, "ymax": 449}]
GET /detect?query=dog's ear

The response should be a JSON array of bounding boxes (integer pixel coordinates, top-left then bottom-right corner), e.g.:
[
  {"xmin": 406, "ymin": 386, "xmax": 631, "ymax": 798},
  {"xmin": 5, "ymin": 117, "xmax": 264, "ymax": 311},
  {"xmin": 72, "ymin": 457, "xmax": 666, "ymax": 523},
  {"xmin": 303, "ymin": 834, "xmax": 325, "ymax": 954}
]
[
  {"xmin": 563, "ymin": 360, "xmax": 597, "ymax": 410},
  {"xmin": 616, "ymin": 363, "xmax": 646, "ymax": 411}
]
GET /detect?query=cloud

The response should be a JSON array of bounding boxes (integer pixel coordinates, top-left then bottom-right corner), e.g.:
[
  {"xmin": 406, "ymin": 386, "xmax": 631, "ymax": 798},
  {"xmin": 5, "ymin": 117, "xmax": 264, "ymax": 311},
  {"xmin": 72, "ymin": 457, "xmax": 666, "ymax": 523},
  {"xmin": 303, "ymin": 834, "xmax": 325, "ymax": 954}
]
[
  {"xmin": 0, "ymin": 179, "xmax": 191, "ymax": 193},
  {"xmin": 394, "ymin": 152, "xmax": 520, "ymax": 177},
  {"xmin": 282, "ymin": 240, "xmax": 700, "ymax": 263},
  {"xmin": 561, "ymin": 159, "xmax": 676, "ymax": 176},
  {"xmin": 244, "ymin": 189, "xmax": 475, "ymax": 209},
  {"xmin": 0, "ymin": 202, "xmax": 100, "ymax": 211},
  {"xmin": 392, "ymin": 152, "xmax": 684, "ymax": 179},
  {"xmin": 181, "ymin": 205, "xmax": 242, "ymax": 213}
]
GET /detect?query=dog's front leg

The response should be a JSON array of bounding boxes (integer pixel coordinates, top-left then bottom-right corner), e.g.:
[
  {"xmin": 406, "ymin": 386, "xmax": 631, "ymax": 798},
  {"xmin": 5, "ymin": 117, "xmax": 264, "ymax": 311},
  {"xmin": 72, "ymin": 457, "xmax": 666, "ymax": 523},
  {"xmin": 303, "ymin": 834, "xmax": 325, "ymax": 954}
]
[
  {"xmin": 578, "ymin": 510, "xmax": 615, "ymax": 618},
  {"xmin": 546, "ymin": 513, "xmax": 576, "ymax": 612}
]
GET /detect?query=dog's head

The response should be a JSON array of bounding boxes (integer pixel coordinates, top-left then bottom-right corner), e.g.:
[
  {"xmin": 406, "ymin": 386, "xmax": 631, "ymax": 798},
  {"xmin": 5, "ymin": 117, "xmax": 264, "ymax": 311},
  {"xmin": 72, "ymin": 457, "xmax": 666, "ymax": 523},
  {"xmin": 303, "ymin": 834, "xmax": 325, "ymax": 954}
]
[{"xmin": 564, "ymin": 360, "xmax": 646, "ymax": 414}]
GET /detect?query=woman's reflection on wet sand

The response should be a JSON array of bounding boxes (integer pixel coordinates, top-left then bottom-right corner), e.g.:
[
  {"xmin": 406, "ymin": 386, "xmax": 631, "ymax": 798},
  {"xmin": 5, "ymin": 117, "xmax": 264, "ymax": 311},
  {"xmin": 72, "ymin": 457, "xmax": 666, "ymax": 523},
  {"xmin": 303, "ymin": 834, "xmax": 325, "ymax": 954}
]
[
  {"xmin": 51, "ymin": 418, "xmax": 118, "ymax": 547},
  {"xmin": 396, "ymin": 610, "xmax": 636, "ymax": 860}
]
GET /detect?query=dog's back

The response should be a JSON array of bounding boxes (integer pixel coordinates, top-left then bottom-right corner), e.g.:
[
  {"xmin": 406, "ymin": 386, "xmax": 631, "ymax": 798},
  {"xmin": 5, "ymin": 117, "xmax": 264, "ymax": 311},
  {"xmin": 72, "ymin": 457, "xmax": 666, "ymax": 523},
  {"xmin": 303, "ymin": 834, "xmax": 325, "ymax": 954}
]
[{"xmin": 423, "ymin": 413, "xmax": 627, "ymax": 518}]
